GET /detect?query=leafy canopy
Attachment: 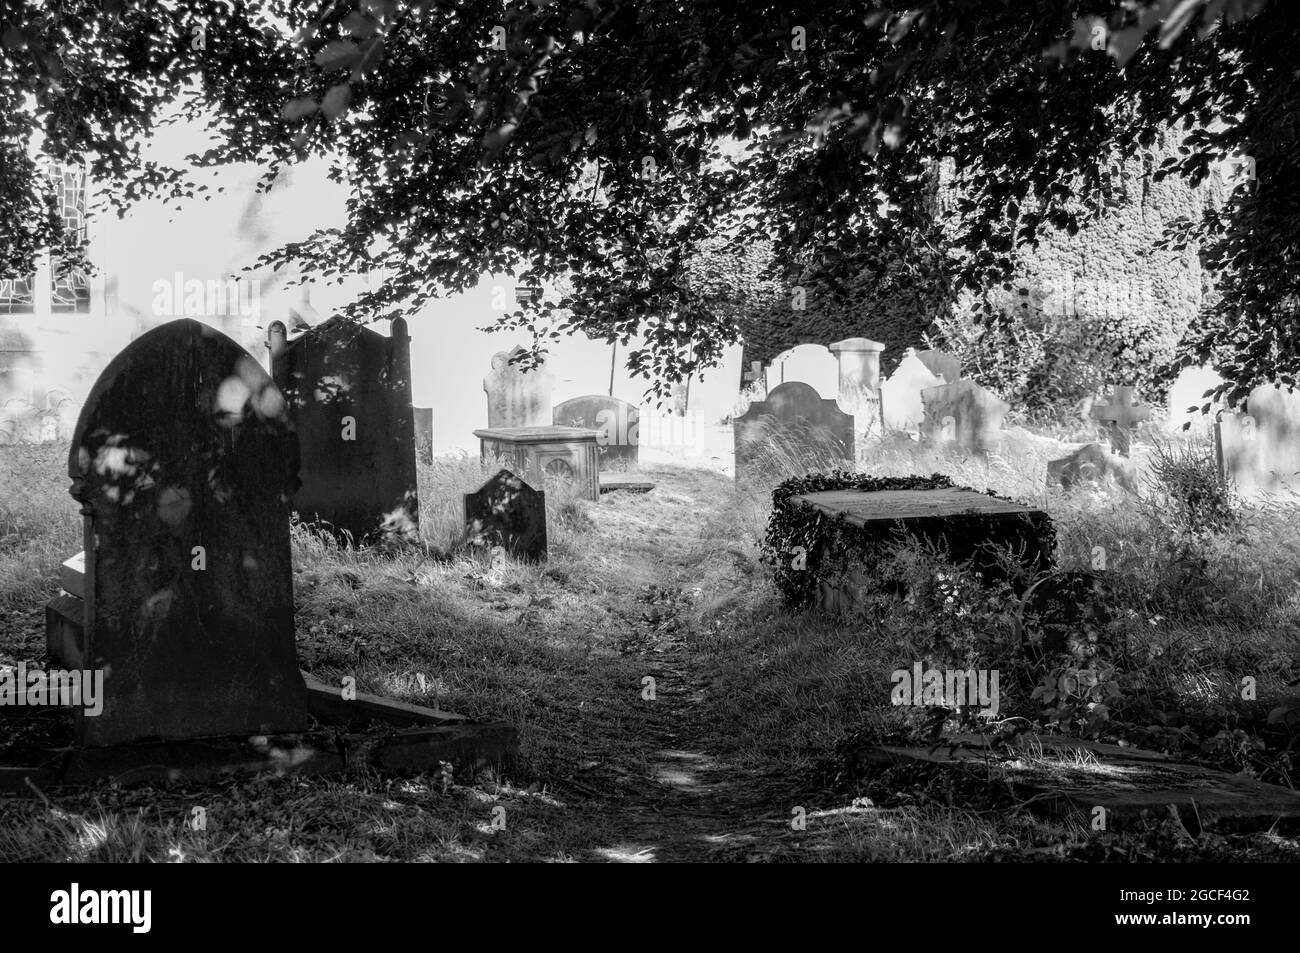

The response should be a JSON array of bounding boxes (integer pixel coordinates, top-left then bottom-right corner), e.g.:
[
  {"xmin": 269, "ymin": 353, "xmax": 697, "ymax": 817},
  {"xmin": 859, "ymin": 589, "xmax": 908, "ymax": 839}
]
[{"xmin": 0, "ymin": 0, "xmax": 1284, "ymax": 400}]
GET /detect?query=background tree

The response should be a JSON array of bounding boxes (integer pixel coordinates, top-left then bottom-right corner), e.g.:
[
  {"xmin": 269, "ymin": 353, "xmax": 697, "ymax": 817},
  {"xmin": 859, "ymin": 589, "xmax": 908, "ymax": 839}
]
[{"xmin": 0, "ymin": 0, "xmax": 1282, "ymax": 401}]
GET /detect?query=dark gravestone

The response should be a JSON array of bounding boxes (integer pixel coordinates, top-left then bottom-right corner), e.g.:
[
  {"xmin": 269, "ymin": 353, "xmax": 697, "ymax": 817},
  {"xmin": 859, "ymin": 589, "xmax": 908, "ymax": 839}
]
[
  {"xmin": 68, "ymin": 318, "xmax": 308, "ymax": 747},
  {"xmin": 553, "ymin": 395, "xmax": 639, "ymax": 470},
  {"xmin": 269, "ymin": 316, "xmax": 418, "ymax": 545},
  {"xmin": 733, "ymin": 381, "xmax": 854, "ymax": 483},
  {"xmin": 464, "ymin": 469, "xmax": 547, "ymax": 561}
]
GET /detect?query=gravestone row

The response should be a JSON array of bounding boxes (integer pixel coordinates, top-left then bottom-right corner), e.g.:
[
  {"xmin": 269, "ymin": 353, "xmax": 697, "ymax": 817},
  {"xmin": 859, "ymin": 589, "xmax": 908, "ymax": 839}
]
[{"xmin": 24, "ymin": 318, "xmax": 512, "ymax": 784}]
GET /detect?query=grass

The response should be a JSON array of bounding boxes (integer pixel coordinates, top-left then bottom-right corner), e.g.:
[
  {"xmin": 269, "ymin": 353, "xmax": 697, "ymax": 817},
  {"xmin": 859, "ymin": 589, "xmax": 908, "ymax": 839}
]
[{"xmin": 1, "ymin": 426, "xmax": 1299, "ymax": 862}]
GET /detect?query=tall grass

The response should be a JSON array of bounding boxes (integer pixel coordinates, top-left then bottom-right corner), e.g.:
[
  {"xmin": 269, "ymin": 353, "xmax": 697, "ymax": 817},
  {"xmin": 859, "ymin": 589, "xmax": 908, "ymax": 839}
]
[{"xmin": 0, "ymin": 443, "xmax": 81, "ymax": 609}]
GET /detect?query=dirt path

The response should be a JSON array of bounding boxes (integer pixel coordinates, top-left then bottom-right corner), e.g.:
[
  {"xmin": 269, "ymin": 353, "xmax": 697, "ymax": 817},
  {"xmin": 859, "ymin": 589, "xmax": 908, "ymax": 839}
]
[{"xmin": 544, "ymin": 471, "xmax": 813, "ymax": 862}]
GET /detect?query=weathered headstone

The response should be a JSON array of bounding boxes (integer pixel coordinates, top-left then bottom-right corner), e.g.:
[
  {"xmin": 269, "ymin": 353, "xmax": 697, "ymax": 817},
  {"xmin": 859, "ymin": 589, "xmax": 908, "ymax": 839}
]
[
  {"xmin": 269, "ymin": 316, "xmax": 418, "ymax": 545},
  {"xmin": 881, "ymin": 348, "xmax": 943, "ymax": 433},
  {"xmin": 483, "ymin": 345, "xmax": 554, "ymax": 428},
  {"xmin": 733, "ymin": 381, "xmax": 854, "ymax": 482},
  {"xmin": 464, "ymin": 469, "xmax": 547, "ymax": 561},
  {"xmin": 553, "ymin": 395, "xmax": 639, "ymax": 469},
  {"xmin": 830, "ymin": 338, "xmax": 885, "ymax": 448},
  {"xmin": 1046, "ymin": 442, "xmax": 1136, "ymax": 493},
  {"xmin": 1091, "ymin": 385, "xmax": 1151, "ymax": 456},
  {"xmin": 1216, "ymin": 383, "xmax": 1300, "ymax": 494},
  {"xmin": 920, "ymin": 379, "xmax": 1009, "ymax": 454},
  {"xmin": 68, "ymin": 318, "xmax": 308, "ymax": 747},
  {"xmin": 1167, "ymin": 365, "xmax": 1224, "ymax": 433},
  {"xmin": 915, "ymin": 348, "xmax": 962, "ymax": 385}
]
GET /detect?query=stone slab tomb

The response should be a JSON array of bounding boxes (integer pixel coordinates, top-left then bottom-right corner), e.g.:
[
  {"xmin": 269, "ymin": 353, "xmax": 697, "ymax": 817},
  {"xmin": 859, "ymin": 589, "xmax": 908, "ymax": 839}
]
[
  {"xmin": 474, "ymin": 425, "xmax": 601, "ymax": 500},
  {"xmin": 733, "ymin": 381, "xmax": 854, "ymax": 483},
  {"xmin": 269, "ymin": 317, "xmax": 418, "ymax": 545},
  {"xmin": 920, "ymin": 379, "xmax": 1009, "ymax": 454},
  {"xmin": 68, "ymin": 318, "xmax": 309, "ymax": 746},
  {"xmin": 1216, "ymin": 383, "xmax": 1300, "ymax": 493},
  {"xmin": 553, "ymin": 395, "xmax": 639, "ymax": 470},
  {"xmin": 464, "ymin": 469, "xmax": 548, "ymax": 561},
  {"xmin": 792, "ymin": 487, "xmax": 1052, "ymax": 614},
  {"xmin": 484, "ymin": 346, "xmax": 555, "ymax": 428}
]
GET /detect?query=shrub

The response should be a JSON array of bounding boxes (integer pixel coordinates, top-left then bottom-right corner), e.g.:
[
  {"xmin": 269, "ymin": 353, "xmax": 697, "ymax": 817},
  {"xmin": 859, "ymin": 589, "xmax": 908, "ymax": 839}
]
[{"xmin": 1141, "ymin": 439, "xmax": 1239, "ymax": 535}]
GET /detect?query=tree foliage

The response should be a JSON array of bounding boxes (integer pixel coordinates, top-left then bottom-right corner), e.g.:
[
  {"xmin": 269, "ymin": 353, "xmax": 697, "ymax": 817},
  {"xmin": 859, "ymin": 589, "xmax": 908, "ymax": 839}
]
[{"xmin": 0, "ymin": 0, "xmax": 1285, "ymax": 400}]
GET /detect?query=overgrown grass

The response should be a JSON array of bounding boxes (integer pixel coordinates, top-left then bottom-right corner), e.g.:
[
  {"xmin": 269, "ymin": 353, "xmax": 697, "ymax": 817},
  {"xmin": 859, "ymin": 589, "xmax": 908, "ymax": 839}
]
[{"xmin": 1, "ymin": 427, "xmax": 1297, "ymax": 862}]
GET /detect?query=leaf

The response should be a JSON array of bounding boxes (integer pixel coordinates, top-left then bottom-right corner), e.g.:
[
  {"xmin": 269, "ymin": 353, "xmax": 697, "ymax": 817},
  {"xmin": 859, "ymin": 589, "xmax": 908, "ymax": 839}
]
[
  {"xmin": 321, "ymin": 83, "xmax": 352, "ymax": 121},
  {"xmin": 281, "ymin": 97, "xmax": 318, "ymax": 120},
  {"xmin": 315, "ymin": 39, "xmax": 362, "ymax": 72}
]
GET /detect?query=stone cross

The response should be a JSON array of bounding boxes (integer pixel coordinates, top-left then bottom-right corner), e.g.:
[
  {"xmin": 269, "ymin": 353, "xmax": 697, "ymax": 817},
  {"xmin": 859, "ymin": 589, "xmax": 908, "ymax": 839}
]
[{"xmin": 1090, "ymin": 385, "xmax": 1151, "ymax": 456}]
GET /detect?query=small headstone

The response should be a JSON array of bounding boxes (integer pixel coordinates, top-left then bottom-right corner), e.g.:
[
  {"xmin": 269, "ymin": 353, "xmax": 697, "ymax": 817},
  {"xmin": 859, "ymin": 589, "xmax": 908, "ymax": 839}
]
[
  {"xmin": 1216, "ymin": 383, "xmax": 1300, "ymax": 494},
  {"xmin": 733, "ymin": 381, "xmax": 854, "ymax": 482},
  {"xmin": 464, "ymin": 469, "xmax": 547, "ymax": 561},
  {"xmin": 68, "ymin": 318, "xmax": 308, "ymax": 746},
  {"xmin": 1090, "ymin": 385, "xmax": 1151, "ymax": 456},
  {"xmin": 483, "ymin": 345, "xmax": 554, "ymax": 428},
  {"xmin": 270, "ymin": 317, "xmax": 418, "ymax": 545},
  {"xmin": 1046, "ymin": 442, "xmax": 1136, "ymax": 493},
  {"xmin": 915, "ymin": 348, "xmax": 962, "ymax": 385},
  {"xmin": 920, "ymin": 379, "xmax": 1009, "ymax": 454},
  {"xmin": 881, "ymin": 348, "xmax": 943, "ymax": 432},
  {"xmin": 1167, "ymin": 365, "xmax": 1224, "ymax": 433},
  {"xmin": 553, "ymin": 395, "xmax": 639, "ymax": 469}
]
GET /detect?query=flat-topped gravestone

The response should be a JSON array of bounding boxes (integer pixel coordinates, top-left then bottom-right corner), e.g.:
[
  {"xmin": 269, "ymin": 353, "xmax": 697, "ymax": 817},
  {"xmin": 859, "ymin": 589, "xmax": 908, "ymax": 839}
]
[
  {"xmin": 791, "ymin": 487, "xmax": 1052, "ymax": 612},
  {"xmin": 69, "ymin": 318, "xmax": 308, "ymax": 747},
  {"xmin": 1090, "ymin": 385, "xmax": 1151, "ymax": 456},
  {"xmin": 795, "ymin": 488, "xmax": 1038, "ymax": 523},
  {"xmin": 1216, "ymin": 383, "xmax": 1300, "ymax": 494},
  {"xmin": 484, "ymin": 345, "xmax": 555, "ymax": 428},
  {"xmin": 464, "ymin": 469, "xmax": 547, "ymax": 561},
  {"xmin": 881, "ymin": 348, "xmax": 943, "ymax": 432},
  {"xmin": 269, "ymin": 317, "xmax": 418, "ymax": 545},
  {"xmin": 865, "ymin": 734, "xmax": 1300, "ymax": 830},
  {"xmin": 474, "ymin": 425, "xmax": 600, "ymax": 500},
  {"xmin": 916, "ymin": 348, "xmax": 962, "ymax": 385},
  {"xmin": 920, "ymin": 379, "xmax": 1009, "ymax": 454},
  {"xmin": 553, "ymin": 395, "xmax": 639, "ymax": 469},
  {"xmin": 733, "ymin": 381, "xmax": 854, "ymax": 483}
]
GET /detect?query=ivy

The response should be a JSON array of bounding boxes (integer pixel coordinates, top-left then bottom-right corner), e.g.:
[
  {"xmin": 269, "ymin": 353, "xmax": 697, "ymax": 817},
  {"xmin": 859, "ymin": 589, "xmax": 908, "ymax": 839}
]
[{"xmin": 761, "ymin": 471, "xmax": 1056, "ymax": 608}]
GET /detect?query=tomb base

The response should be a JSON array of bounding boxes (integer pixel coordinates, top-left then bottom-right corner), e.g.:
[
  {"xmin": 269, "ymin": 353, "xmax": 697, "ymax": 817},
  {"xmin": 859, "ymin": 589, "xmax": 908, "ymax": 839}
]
[{"xmin": 0, "ymin": 674, "xmax": 516, "ymax": 792}]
